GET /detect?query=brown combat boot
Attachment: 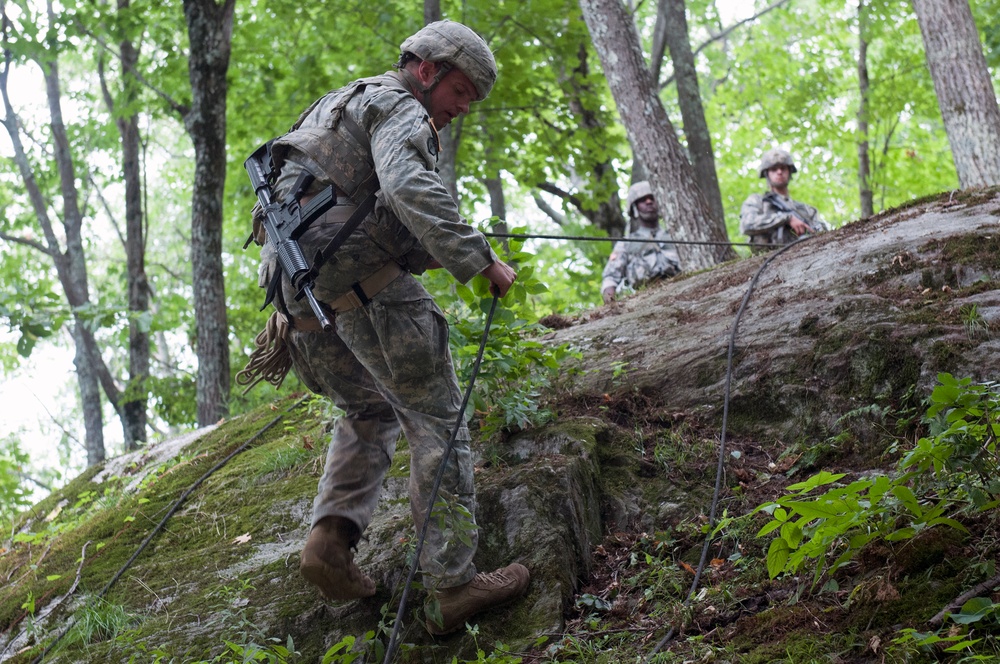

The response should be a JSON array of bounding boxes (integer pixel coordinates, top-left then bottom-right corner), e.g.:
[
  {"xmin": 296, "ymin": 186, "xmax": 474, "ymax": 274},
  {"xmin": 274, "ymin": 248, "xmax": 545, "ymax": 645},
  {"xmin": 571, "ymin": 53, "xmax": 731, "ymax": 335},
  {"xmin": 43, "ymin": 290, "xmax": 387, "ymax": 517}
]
[
  {"xmin": 299, "ymin": 516, "xmax": 376, "ymax": 601},
  {"xmin": 425, "ymin": 563, "xmax": 530, "ymax": 636}
]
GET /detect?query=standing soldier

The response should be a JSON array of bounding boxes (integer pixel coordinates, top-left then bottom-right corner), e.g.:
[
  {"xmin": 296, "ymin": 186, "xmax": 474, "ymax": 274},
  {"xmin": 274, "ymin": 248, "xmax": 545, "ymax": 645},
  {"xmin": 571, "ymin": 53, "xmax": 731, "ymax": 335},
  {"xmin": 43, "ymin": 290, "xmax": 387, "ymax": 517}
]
[
  {"xmin": 246, "ymin": 20, "xmax": 529, "ymax": 636},
  {"xmin": 740, "ymin": 148, "xmax": 829, "ymax": 251},
  {"xmin": 601, "ymin": 181, "xmax": 682, "ymax": 304}
]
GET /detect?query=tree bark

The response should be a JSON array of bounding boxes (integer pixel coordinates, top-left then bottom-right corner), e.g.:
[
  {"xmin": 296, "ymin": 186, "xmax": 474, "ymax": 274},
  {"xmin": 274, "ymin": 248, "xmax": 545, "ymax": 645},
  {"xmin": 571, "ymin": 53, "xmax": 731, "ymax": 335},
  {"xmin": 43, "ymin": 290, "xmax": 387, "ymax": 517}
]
[
  {"xmin": 578, "ymin": 0, "xmax": 735, "ymax": 269},
  {"xmin": 912, "ymin": 0, "xmax": 1000, "ymax": 188},
  {"xmin": 563, "ymin": 42, "xmax": 627, "ymax": 239},
  {"xmin": 114, "ymin": 0, "xmax": 149, "ymax": 449},
  {"xmin": 660, "ymin": 0, "xmax": 727, "ymax": 229},
  {"xmin": 183, "ymin": 0, "xmax": 233, "ymax": 426},
  {"xmin": 857, "ymin": 0, "xmax": 874, "ymax": 218}
]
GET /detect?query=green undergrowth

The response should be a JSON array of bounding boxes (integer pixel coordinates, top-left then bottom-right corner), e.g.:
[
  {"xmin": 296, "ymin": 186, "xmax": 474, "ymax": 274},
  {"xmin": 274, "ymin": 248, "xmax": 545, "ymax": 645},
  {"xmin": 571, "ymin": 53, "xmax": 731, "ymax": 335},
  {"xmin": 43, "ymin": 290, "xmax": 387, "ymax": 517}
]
[{"xmin": 4, "ymin": 371, "xmax": 1000, "ymax": 663}]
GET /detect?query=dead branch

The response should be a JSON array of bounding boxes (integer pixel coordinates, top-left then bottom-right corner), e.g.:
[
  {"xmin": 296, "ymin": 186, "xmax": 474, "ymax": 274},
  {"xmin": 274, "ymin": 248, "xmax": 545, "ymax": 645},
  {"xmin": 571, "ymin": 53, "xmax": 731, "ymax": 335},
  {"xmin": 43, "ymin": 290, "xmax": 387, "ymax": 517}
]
[{"xmin": 929, "ymin": 573, "xmax": 1000, "ymax": 627}]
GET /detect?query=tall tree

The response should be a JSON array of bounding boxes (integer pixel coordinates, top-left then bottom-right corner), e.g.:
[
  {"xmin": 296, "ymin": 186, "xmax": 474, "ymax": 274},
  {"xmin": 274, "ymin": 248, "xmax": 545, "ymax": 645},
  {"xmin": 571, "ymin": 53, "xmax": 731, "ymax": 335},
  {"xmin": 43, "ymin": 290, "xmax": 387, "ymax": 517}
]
[
  {"xmin": 856, "ymin": 0, "xmax": 874, "ymax": 218},
  {"xmin": 1, "ymin": 0, "xmax": 107, "ymax": 464},
  {"xmin": 651, "ymin": 0, "xmax": 726, "ymax": 228},
  {"xmin": 912, "ymin": 0, "xmax": 1000, "ymax": 188},
  {"xmin": 98, "ymin": 0, "xmax": 149, "ymax": 449},
  {"xmin": 578, "ymin": 0, "xmax": 734, "ymax": 269},
  {"xmin": 183, "ymin": 0, "xmax": 233, "ymax": 426}
]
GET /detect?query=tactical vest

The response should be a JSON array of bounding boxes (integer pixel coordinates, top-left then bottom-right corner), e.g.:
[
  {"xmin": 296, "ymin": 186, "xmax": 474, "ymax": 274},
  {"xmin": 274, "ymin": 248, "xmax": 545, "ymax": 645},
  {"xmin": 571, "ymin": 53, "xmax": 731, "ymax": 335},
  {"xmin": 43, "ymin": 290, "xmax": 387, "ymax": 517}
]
[{"xmin": 270, "ymin": 73, "xmax": 411, "ymax": 206}]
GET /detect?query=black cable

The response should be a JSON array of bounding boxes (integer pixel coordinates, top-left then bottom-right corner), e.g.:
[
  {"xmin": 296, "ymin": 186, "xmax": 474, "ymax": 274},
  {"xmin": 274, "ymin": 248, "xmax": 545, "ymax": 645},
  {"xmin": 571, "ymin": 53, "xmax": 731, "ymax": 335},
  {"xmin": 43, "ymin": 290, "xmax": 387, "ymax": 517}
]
[
  {"xmin": 484, "ymin": 231, "xmax": 776, "ymax": 248},
  {"xmin": 28, "ymin": 396, "xmax": 310, "ymax": 664},
  {"xmin": 382, "ymin": 295, "xmax": 500, "ymax": 664},
  {"xmin": 644, "ymin": 237, "xmax": 813, "ymax": 662}
]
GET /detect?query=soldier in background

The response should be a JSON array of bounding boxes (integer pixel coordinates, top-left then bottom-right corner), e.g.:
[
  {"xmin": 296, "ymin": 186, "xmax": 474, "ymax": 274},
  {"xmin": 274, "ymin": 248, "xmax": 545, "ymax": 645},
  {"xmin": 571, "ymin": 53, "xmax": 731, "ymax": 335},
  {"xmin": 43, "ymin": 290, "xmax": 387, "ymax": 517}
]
[
  {"xmin": 601, "ymin": 181, "xmax": 681, "ymax": 304},
  {"xmin": 740, "ymin": 148, "xmax": 829, "ymax": 251}
]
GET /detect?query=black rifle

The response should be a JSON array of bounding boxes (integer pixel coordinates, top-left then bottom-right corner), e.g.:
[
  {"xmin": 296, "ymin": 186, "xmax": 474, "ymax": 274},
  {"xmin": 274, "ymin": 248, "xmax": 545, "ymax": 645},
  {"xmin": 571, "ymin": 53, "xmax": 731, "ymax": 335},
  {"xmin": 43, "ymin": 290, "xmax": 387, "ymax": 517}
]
[
  {"xmin": 763, "ymin": 191, "xmax": 810, "ymax": 225},
  {"xmin": 244, "ymin": 142, "xmax": 338, "ymax": 331}
]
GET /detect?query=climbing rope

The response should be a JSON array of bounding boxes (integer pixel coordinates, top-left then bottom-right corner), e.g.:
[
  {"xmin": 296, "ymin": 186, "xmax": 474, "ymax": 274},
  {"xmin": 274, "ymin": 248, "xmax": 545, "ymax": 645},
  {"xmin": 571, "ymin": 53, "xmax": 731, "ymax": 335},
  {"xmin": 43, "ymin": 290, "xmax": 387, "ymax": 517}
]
[
  {"xmin": 485, "ymin": 231, "xmax": 773, "ymax": 248},
  {"xmin": 27, "ymin": 396, "xmax": 310, "ymax": 664},
  {"xmin": 382, "ymin": 294, "xmax": 500, "ymax": 664},
  {"xmin": 643, "ymin": 236, "xmax": 814, "ymax": 662}
]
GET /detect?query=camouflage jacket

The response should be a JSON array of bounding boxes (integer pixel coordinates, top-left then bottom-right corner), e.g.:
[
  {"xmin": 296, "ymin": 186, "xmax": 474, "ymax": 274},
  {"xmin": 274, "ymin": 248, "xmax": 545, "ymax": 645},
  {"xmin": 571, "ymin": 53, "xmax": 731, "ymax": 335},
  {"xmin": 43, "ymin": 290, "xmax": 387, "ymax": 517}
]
[
  {"xmin": 601, "ymin": 225, "xmax": 681, "ymax": 294},
  {"xmin": 739, "ymin": 191, "xmax": 829, "ymax": 249},
  {"xmin": 258, "ymin": 71, "xmax": 496, "ymax": 312}
]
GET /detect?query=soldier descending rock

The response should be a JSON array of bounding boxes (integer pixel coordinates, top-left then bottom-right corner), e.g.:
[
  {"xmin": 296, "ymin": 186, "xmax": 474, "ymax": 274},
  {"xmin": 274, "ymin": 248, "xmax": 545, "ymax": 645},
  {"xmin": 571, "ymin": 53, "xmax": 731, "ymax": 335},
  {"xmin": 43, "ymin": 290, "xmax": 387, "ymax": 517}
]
[{"xmin": 245, "ymin": 20, "xmax": 529, "ymax": 636}]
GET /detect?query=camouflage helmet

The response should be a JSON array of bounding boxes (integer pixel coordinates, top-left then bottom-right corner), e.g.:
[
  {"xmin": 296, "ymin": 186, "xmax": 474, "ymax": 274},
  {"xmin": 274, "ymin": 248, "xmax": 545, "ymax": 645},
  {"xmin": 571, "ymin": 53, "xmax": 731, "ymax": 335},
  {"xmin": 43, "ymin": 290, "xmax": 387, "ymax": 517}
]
[
  {"xmin": 398, "ymin": 20, "xmax": 497, "ymax": 101},
  {"xmin": 758, "ymin": 148, "xmax": 798, "ymax": 178},
  {"xmin": 625, "ymin": 181, "xmax": 654, "ymax": 217}
]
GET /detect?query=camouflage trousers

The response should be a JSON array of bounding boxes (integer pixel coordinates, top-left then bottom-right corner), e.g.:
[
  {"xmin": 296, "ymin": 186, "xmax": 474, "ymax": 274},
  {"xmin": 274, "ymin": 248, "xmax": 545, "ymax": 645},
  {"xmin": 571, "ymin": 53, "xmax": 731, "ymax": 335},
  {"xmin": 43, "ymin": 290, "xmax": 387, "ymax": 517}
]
[{"xmin": 286, "ymin": 272, "xmax": 478, "ymax": 589}]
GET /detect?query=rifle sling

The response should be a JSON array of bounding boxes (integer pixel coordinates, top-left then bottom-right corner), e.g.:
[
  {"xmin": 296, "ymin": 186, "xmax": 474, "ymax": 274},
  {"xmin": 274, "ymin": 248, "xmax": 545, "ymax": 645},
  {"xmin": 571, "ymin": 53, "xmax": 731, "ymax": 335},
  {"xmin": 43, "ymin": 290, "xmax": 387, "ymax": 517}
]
[{"xmin": 306, "ymin": 186, "xmax": 380, "ymax": 281}]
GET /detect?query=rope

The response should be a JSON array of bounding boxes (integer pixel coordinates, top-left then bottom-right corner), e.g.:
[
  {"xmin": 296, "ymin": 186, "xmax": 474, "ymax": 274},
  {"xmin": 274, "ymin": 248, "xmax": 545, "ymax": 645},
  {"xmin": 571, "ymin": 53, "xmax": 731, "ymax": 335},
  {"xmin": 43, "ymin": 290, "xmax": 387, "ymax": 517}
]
[
  {"xmin": 235, "ymin": 310, "xmax": 294, "ymax": 394},
  {"xmin": 28, "ymin": 396, "xmax": 310, "ymax": 664},
  {"xmin": 382, "ymin": 295, "xmax": 500, "ymax": 664},
  {"xmin": 644, "ymin": 236, "xmax": 813, "ymax": 662}
]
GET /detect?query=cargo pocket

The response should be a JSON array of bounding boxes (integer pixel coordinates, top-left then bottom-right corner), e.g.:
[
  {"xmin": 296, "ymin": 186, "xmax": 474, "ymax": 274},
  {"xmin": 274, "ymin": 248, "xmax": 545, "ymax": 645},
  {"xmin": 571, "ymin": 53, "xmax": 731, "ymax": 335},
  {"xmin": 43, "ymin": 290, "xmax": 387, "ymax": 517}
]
[{"xmin": 369, "ymin": 298, "xmax": 449, "ymax": 387}]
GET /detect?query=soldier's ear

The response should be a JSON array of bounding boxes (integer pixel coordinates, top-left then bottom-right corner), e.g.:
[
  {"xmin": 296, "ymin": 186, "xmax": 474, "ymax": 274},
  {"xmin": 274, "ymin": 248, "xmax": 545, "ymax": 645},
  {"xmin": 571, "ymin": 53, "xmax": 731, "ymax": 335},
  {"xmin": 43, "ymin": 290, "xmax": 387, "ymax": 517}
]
[{"xmin": 415, "ymin": 59, "xmax": 441, "ymax": 87}]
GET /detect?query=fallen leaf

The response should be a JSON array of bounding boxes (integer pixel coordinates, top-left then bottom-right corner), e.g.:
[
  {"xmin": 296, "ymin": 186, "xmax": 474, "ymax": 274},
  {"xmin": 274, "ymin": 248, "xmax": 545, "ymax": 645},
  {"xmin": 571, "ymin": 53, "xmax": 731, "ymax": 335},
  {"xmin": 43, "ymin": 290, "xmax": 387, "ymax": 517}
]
[
  {"xmin": 231, "ymin": 533, "xmax": 252, "ymax": 545},
  {"xmin": 710, "ymin": 558, "xmax": 725, "ymax": 568},
  {"xmin": 679, "ymin": 561, "xmax": 696, "ymax": 574}
]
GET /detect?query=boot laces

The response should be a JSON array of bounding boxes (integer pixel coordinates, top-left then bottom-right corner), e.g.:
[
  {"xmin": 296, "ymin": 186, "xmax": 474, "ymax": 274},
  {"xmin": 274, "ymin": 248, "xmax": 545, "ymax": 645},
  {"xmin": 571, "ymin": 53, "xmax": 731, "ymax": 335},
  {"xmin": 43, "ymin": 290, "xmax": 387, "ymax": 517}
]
[{"xmin": 475, "ymin": 569, "xmax": 512, "ymax": 587}]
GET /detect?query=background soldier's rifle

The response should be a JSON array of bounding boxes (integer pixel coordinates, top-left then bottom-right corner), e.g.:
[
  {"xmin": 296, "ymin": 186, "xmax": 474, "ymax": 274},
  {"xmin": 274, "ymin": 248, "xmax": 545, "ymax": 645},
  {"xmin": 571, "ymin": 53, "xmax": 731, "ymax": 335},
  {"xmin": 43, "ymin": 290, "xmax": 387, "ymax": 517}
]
[
  {"xmin": 763, "ymin": 191, "xmax": 811, "ymax": 225},
  {"xmin": 244, "ymin": 143, "xmax": 337, "ymax": 331}
]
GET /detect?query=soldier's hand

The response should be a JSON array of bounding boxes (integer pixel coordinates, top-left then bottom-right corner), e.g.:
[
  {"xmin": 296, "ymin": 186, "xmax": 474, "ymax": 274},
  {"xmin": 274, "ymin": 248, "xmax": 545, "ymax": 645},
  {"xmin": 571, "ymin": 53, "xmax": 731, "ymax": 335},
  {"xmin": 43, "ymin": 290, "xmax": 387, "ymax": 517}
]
[
  {"xmin": 480, "ymin": 259, "xmax": 517, "ymax": 298},
  {"xmin": 602, "ymin": 287, "xmax": 616, "ymax": 305},
  {"xmin": 789, "ymin": 216, "xmax": 810, "ymax": 236}
]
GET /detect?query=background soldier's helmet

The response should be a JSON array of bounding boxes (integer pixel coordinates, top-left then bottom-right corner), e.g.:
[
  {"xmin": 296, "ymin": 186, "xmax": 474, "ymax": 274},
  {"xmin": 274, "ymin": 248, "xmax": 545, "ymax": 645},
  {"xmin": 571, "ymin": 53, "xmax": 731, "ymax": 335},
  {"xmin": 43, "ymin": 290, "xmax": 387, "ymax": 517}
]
[
  {"xmin": 626, "ymin": 181, "xmax": 654, "ymax": 218},
  {"xmin": 398, "ymin": 20, "xmax": 497, "ymax": 101},
  {"xmin": 758, "ymin": 149, "xmax": 798, "ymax": 178}
]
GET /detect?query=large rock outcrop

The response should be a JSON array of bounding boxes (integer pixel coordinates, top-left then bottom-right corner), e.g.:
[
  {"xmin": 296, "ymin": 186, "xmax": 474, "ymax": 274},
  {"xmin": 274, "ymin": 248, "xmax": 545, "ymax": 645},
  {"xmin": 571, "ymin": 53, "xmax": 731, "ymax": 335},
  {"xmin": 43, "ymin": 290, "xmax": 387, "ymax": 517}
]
[{"xmin": 1, "ymin": 189, "xmax": 998, "ymax": 663}]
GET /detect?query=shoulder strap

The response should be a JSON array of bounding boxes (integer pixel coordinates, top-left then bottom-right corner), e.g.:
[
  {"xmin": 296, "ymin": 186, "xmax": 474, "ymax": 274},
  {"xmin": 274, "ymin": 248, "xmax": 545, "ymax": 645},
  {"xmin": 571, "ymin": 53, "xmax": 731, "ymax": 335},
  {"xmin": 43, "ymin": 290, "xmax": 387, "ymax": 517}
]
[{"xmin": 305, "ymin": 185, "xmax": 381, "ymax": 281}]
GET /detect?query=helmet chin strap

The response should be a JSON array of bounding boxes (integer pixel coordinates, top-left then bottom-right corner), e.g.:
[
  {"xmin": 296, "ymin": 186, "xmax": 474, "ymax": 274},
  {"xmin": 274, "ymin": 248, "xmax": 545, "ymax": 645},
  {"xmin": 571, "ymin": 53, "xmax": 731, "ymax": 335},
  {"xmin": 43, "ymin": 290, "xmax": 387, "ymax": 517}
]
[{"xmin": 399, "ymin": 62, "xmax": 453, "ymax": 116}]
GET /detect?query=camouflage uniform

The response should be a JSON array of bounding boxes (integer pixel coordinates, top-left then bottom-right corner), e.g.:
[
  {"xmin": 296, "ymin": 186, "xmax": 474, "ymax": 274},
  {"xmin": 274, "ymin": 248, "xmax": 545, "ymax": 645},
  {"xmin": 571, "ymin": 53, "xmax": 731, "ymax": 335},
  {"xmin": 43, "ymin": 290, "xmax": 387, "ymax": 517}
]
[
  {"xmin": 600, "ymin": 226, "xmax": 681, "ymax": 296},
  {"xmin": 739, "ymin": 148, "xmax": 829, "ymax": 251},
  {"xmin": 739, "ymin": 192, "xmax": 828, "ymax": 250},
  {"xmin": 260, "ymin": 69, "xmax": 496, "ymax": 588}
]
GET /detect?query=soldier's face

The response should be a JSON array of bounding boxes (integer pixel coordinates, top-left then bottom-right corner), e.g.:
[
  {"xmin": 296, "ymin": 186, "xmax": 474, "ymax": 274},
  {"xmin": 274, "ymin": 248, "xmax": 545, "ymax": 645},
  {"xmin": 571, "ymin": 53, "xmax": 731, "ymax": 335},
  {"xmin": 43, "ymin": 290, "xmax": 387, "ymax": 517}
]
[
  {"xmin": 766, "ymin": 165, "xmax": 791, "ymax": 188},
  {"xmin": 634, "ymin": 195, "xmax": 658, "ymax": 220},
  {"xmin": 427, "ymin": 67, "xmax": 478, "ymax": 128}
]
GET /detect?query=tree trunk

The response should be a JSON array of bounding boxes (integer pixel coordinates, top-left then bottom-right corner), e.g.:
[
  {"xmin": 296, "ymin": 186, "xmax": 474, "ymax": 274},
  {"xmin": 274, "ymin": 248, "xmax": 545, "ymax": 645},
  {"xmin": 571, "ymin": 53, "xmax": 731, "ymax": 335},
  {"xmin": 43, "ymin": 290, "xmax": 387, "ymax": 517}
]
[
  {"xmin": 70, "ymin": 325, "xmax": 106, "ymax": 465},
  {"xmin": 578, "ymin": 0, "xmax": 735, "ymax": 269},
  {"xmin": 116, "ymin": 0, "xmax": 149, "ymax": 449},
  {"xmin": 183, "ymin": 0, "xmax": 233, "ymax": 426},
  {"xmin": 912, "ymin": 0, "xmax": 1000, "ymax": 188},
  {"xmin": 562, "ymin": 42, "xmax": 627, "ymax": 239},
  {"xmin": 857, "ymin": 0, "xmax": 874, "ymax": 218},
  {"xmin": 660, "ymin": 0, "xmax": 727, "ymax": 230}
]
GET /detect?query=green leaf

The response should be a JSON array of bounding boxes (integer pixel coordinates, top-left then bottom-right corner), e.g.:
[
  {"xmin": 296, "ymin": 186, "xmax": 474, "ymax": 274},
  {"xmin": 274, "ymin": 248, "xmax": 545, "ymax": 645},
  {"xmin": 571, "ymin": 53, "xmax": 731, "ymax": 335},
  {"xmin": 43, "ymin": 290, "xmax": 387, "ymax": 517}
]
[
  {"xmin": 766, "ymin": 538, "xmax": 791, "ymax": 579},
  {"xmin": 786, "ymin": 472, "xmax": 846, "ymax": 493}
]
